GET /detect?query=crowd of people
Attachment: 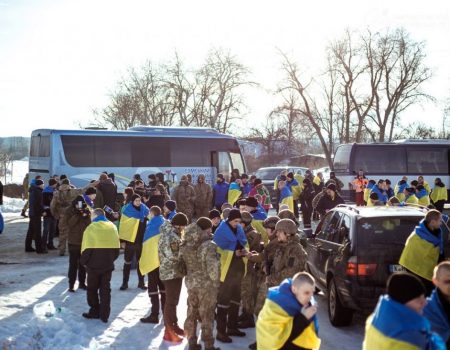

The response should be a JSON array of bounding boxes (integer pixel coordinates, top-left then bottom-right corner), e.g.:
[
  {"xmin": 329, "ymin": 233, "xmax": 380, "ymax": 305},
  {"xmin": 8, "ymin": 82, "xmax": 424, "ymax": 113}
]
[{"xmin": 10, "ymin": 168, "xmax": 450, "ymax": 349}]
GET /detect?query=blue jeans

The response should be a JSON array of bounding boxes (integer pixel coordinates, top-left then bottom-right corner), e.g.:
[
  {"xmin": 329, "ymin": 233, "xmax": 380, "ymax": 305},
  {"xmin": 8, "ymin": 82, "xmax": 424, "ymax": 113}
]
[{"xmin": 42, "ymin": 216, "xmax": 56, "ymax": 249}]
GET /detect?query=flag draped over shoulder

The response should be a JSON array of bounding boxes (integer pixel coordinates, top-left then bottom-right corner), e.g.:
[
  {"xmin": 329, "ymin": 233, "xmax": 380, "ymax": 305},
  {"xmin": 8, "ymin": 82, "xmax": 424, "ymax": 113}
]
[
  {"xmin": 256, "ymin": 278, "xmax": 320, "ymax": 350},
  {"xmin": 252, "ymin": 206, "xmax": 269, "ymax": 245},
  {"xmin": 213, "ymin": 220, "xmax": 248, "ymax": 282},
  {"xmin": 119, "ymin": 203, "xmax": 150, "ymax": 243},
  {"xmin": 81, "ymin": 215, "xmax": 120, "ymax": 253},
  {"xmin": 227, "ymin": 182, "xmax": 241, "ymax": 206},
  {"xmin": 139, "ymin": 215, "xmax": 166, "ymax": 275},
  {"xmin": 280, "ymin": 186, "xmax": 294, "ymax": 212}
]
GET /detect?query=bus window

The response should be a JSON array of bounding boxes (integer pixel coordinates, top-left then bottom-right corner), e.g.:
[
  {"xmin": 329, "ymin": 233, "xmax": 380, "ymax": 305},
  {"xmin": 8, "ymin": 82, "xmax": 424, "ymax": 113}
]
[
  {"xmin": 230, "ymin": 152, "xmax": 245, "ymax": 174},
  {"xmin": 170, "ymin": 138, "xmax": 205, "ymax": 166},
  {"xmin": 354, "ymin": 146, "xmax": 406, "ymax": 174},
  {"xmin": 30, "ymin": 135, "xmax": 50, "ymax": 157},
  {"xmin": 217, "ymin": 152, "xmax": 232, "ymax": 176},
  {"xmin": 333, "ymin": 144, "xmax": 352, "ymax": 172},
  {"xmin": 407, "ymin": 148, "xmax": 448, "ymax": 174},
  {"xmin": 96, "ymin": 137, "xmax": 132, "ymax": 167}
]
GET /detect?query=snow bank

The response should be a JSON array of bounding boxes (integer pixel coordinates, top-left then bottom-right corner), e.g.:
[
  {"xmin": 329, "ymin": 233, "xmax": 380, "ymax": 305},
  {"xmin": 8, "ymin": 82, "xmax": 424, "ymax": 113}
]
[
  {"xmin": 3, "ymin": 159, "xmax": 28, "ymax": 185},
  {"xmin": 1, "ymin": 196, "xmax": 25, "ymax": 213},
  {"xmin": 3, "ymin": 301, "xmax": 100, "ymax": 350}
]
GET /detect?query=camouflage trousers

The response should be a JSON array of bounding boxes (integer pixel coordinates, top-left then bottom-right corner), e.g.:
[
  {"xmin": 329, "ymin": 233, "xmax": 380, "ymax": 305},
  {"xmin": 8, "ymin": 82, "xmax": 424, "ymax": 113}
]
[
  {"xmin": 253, "ymin": 273, "xmax": 268, "ymax": 316},
  {"xmin": 241, "ymin": 266, "xmax": 258, "ymax": 314},
  {"xmin": 184, "ymin": 286, "xmax": 218, "ymax": 348},
  {"xmin": 58, "ymin": 220, "xmax": 69, "ymax": 255}
]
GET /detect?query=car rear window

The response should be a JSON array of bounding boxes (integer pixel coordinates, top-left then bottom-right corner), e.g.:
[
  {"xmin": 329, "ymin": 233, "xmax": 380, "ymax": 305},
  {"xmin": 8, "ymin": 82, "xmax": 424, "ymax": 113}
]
[
  {"xmin": 255, "ymin": 168, "xmax": 284, "ymax": 181},
  {"xmin": 357, "ymin": 216, "xmax": 423, "ymax": 246}
]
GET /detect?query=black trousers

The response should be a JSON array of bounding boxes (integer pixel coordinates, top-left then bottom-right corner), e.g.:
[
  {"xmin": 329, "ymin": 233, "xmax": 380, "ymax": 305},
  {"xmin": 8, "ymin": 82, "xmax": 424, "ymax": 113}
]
[
  {"xmin": 25, "ymin": 215, "xmax": 42, "ymax": 251},
  {"xmin": 68, "ymin": 244, "xmax": 86, "ymax": 288},
  {"xmin": 123, "ymin": 242, "xmax": 143, "ymax": 282},
  {"xmin": 87, "ymin": 269, "xmax": 112, "ymax": 320},
  {"xmin": 293, "ymin": 200, "xmax": 299, "ymax": 219},
  {"xmin": 162, "ymin": 278, "xmax": 183, "ymax": 328},
  {"xmin": 301, "ymin": 204, "xmax": 312, "ymax": 228},
  {"xmin": 148, "ymin": 268, "xmax": 165, "ymax": 315}
]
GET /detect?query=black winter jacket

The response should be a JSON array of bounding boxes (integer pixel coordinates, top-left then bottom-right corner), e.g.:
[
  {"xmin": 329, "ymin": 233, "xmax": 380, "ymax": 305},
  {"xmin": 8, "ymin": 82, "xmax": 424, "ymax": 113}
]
[{"xmin": 29, "ymin": 185, "xmax": 44, "ymax": 217}]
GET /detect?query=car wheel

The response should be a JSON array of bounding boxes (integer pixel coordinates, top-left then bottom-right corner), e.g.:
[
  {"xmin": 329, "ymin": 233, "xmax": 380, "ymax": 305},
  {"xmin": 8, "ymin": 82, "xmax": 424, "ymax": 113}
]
[{"xmin": 328, "ymin": 278, "xmax": 354, "ymax": 327}]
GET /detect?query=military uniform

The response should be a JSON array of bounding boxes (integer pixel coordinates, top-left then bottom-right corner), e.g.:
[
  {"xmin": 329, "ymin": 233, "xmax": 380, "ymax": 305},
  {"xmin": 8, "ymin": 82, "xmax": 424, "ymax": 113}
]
[
  {"xmin": 158, "ymin": 219, "xmax": 186, "ymax": 340},
  {"xmin": 194, "ymin": 175, "xmax": 213, "ymax": 218},
  {"xmin": 172, "ymin": 178, "xmax": 196, "ymax": 222},
  {"xmin": 267, "ymin": 234, "xmax": 307, "ymax": 287},
  {"xmin": 180, "ymin": 222, "xmax": 220, "ymax": 350},
  {"xmin": 240, "ymin": 224, "xmax": 262, "ymax": 319}
]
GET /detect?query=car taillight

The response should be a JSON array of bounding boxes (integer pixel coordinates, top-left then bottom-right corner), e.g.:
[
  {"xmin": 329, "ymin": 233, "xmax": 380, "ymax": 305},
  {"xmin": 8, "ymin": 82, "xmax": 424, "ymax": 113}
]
[{"xmin": 346, "ymin": 258, "xmax": 377, "ymax": 277}]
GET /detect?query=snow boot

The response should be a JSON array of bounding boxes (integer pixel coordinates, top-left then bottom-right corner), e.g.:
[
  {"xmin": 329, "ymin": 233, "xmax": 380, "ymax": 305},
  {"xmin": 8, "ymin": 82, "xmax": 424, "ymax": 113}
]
[
  {"xmin": 21, "ymin": 210, "xmax": 28, "ymax": 218},
  {"xmin": 120, "ymin": 263, "xmax": 131, "ymax": 290},
  {"xmin": 216, "ymin": 306, "xmax": 232, "ymax": 343},
  {"xmin": 140, "ymin": 313, "xmax": 159, "ymax": 324},
  {"xmin": 82, "ymin": 312, "xmax": 99, "ymax": 319},
  {"xmin": 227, "ymin": 303, "xmax": 246, "ymax": 337},
  {"xmin": 248, "ymin": 342, "xmax": 257, "ymax": 350},
  {"xmin": 237, "ymin": 312, "xmax": 255, "ymax": 329}
]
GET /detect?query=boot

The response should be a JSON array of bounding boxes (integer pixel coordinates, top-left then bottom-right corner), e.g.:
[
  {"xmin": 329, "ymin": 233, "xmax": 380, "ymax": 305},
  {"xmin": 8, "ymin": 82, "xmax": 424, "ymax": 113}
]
[
  {"xmin": 248, "ymin": 342, "xmax": 257, "ymax": 350},
  {"xmin": 188, "ymin": 338, "xmax": 202, "ymax": 350},
  {"xmin": 140, "ymin": 313, "xmax": 159, "ymax": 324},
  {"xmin": 21, "ymin": 210, "xmax": 28, "ymax": 218},
  {"xmin": 237, "ymin": 312, "xmax": 255, "ymax": 329},
  {"xmin": 82, "ymin": 312, "xmax": 99, "ymax": 319},
  {"xmin": 227, "ymin": 303, "xmax": 246, "ymax": 337},
  {"xmin": 138, "ymin": 276, "xmax": 146, "ymax": 290},
  {"xmin": 216, "ymin": 307, "xmax": 232, "ymax": 343},
  {"xmin": 120, "ymin": 264, "xmax": 130, "ymax": 290},
  {"xmin": 173, "ymin": 323, "xmax": 185, "ymax": 337},
  {"xmin": 78, "ymin": 283, "xmax": 87, "ymax": 290},
  {"xmin": 163, "ymin": 327, "xmax": 183, "ymax": 343}
]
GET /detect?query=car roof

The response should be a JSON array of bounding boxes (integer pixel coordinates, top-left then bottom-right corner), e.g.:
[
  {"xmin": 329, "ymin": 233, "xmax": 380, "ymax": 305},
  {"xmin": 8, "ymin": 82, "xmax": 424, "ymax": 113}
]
[
  {"xmin": 334, "ymin": 205, "xmax": 426, "ymax": 219},
  {"xmin": 256, "ymin": 166, "xmax": 305, "ymax": 171}
]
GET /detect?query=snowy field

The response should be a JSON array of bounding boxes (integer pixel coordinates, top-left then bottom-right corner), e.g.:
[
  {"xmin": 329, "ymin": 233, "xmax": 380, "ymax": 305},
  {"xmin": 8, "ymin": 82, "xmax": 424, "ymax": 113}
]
[
  {"xmin": 2, "ymin": 159, "xmax": 28, "ymax": 185},
  {"xmin": 0, "ymin": 215, "xmax": 365, "ymax": 350}
]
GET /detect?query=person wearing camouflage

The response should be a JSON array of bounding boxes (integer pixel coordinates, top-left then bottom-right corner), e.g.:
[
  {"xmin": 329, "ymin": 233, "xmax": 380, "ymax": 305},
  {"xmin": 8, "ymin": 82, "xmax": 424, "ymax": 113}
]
[
  {"xmin": 180, "ymin": 218, "xmax": 221, "ymax": 350},
  {"xmin": 238, "ymin": 211, "xmax": 262, "ymax": 329},
  {"xmin": 158, "ymin": 213, "xmax": 188, "ymax": 343}
]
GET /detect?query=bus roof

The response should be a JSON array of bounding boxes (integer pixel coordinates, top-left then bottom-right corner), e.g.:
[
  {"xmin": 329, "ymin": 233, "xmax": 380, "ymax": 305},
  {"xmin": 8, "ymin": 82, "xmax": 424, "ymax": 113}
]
[{"xmin": 31, "ymin": 127, "xmax": 236, "ymax": 139}]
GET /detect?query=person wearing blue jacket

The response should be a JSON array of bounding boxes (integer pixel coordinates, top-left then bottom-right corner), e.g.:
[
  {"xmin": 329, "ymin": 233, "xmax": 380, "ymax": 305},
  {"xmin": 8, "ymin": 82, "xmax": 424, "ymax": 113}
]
[
  {"xmin": 0, "ymin": 207, "xmax": 4, "ymax": 234},
  {"xmin": 370, "ymin": 179, "xmax": 388, "ymax": 204},
  {"xmin": 424, "ymin": 261, "xmax": 450, "ymax": 348},
  {"xmin": 240, "ymin": 174, "xmax": 252, "ymax": 197},
  {"xmin": 213, "ymin": 174, "xmax": 229, "ymax": 211},
  {"xmin": 363, "ymin": 272, "xmax": 445, "ymax": 350}
]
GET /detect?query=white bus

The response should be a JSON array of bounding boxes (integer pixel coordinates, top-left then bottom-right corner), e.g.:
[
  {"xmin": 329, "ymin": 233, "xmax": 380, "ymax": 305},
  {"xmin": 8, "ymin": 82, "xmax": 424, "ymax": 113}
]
[
  {"xmin": 333, "ymin": 140, "xmax": 450, "ymax": 201},
  {"xmin": 29, "ymin": 126, "xmax": 246, "ymax": 190}
]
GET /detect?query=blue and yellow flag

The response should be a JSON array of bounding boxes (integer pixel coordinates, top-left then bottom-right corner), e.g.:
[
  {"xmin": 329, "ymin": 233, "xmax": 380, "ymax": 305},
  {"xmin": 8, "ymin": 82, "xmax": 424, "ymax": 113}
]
[
  {"xmin": 119, "ymin": 203, "xmax": 150, "ymax": 243},
  {"xmin": 257, "ymin": 278, "xmax": 320, "ymax": 350},
  {"xmin": 139, "ymin": 215, "xmax": 166, "ymax": 275},
  {"xmin": 213, "ymin": 220, "xmax": 248, "ymax": 282},
  {"xmin": 227, "ymin": 182, "xmax": 242, "ymax": 206},
  {"xmin": 251, "ymin": 206, "xmax": 268, "ymax": 245},
  {"xmin": 363, "ymin": 295, "xmax": 445, "ymax": 350},
  {"xmin": 81, "ymin": 215, "xmax": 120, "ymax": 253},
  {"xmin": 280, "ymin": 186, "xmax": 294, "ymax": 212}
]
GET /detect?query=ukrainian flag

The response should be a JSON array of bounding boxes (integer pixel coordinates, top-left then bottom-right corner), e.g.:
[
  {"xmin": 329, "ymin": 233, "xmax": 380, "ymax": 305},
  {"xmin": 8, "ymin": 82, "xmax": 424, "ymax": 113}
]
[
  {"xmin": 139, "ymin": 215, "xmax": 166, "ymax": 275},
  {"xmin": 81, "ymin": 215, "xmax": 120, "ymax": 253},
  {"xmin": 363, "ymin": 295, "xmax": 445, "ymax": 350},
  {"xmin": 431, "ymin": 186, "xmax": 448, "ymax": 203},
  {"xmin": 213, "ymin": 220, "xmax": 248, "ymax": 282},
  {"xmin": 280, "ymin": 186, "xmax": 294, "ymax": 212},
  {"xmin": 119, "ymin": 203, "xmax": 150, "ymax": 243},
  {"xmin": 227, "ymin": 182, "xmax": 242, "ymax": 206},
  {"xmin": 251, "ymin": 206, "xmax": 268, "ymax": 245},
  {"xmin": 257, "ymin": 278, "xmax": 320, "ymax": 350}
]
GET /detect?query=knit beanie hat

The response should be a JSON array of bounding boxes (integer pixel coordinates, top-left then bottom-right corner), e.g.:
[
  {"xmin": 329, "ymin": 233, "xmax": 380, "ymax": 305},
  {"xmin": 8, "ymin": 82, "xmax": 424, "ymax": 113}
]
[
  {"xmin": 387, "ymin": 272, "xmax": 425, "ymax": 304},
  {"xmin": 165, "ymin": 200, "xmax": 176, "ymax": 212},
  {"xmin": 263, "ymin": 216, "xmax": 280, "ymax": 229},
  {"xmin": 278, "ymin": 209, "xmax": 297, "ymax": 222},
  {"xmin": 217, "ymin": 173, "xmax": 224, "ymax": 180},
  {"xmin": 171, "ymin": 213, "xmax": 188, "ymax": 227},
  {"xmin": 208, "ymin": 209, "xmax": 221, "ymax": 220},
  {"xmin": 275, "ymin": 219, "xmax": 297, "ymax": 236},
  {"xmin": 85, "ymin": 187, "xmax": 97, "ymax": 196},
  {"xmin": 196, "ymin": 217, "xmax": 213, "ymax": 230},
  {"xmin": 245, "ymin": 197, "xmax": 258, "ymax": 208},
  {"xmin": 237, "ymin": 199, "xmax": 247, "ymax": 207},
  {"xmin": 130, "ymin": 194, "xmax": 141, "ymax": 202},
  {"xmin": 254, "ymin": 179, "xmax": 262, "ymax": 186},
  {"xmin": 227, "ymin": 208, "xmax": 242, "ymax": 222},
  {"xmin": 327, "ymin": 183, "xmax": 337, "ymax": 192},
  {"xmin": 35, "ymin": 179, "xmax": 44, "ymax": 186},
  {"xmin": 241, "ymin": 211, "xmax": 253, "ymax": 225}
]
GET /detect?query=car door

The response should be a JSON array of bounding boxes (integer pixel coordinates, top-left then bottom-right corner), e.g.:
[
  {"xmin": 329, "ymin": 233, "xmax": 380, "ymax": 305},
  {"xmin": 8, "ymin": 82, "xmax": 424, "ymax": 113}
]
[{"xmin": 315, "ymin": 211, "xmax": 343, "ymax": 285}]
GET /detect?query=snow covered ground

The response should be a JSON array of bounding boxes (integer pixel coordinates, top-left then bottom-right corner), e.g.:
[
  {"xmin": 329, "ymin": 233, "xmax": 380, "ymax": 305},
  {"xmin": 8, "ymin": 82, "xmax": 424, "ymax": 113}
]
[
  {"xmin": 0, "ymin": 217, "xmax": 365, "ymax": 350},
  {"xmin": 3, "ymin": 159, "xmax": 28, "ymax": 185},
  {"xmin": 1, "ymin": 196, "xmax": 26, "ymax": 213}
]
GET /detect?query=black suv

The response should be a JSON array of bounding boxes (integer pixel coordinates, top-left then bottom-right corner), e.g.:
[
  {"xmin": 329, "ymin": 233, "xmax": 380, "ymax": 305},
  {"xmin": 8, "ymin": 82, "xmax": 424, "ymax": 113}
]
[{"xmin": 304, "ymin": 205, "xmax": 425, "ymax": 326}]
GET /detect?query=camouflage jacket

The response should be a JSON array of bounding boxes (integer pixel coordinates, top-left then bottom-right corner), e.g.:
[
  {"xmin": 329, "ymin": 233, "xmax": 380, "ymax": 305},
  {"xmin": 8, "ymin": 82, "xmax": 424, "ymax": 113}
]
[
  {"xmin": 194, "ymin": 180, "xmax": 213, "ymax": 209},
  {"xmin": 158, "ymin": 221, "xmax": 185, "ymax": 281},
  {"xmin": 244, "ymin": 225, "xmax": 262, "ymax": 253},
  {"xmin": 268, "ymin": 234, "xmax": 307, "ymax": 287},
  {"xmin": 50, "ymin": 184, "xmax": 83, "ymax": 220},
  {"xmin": 172, "ymin": 181, "xmax": 196, "ymax": 212},
  {"xmin": 179, "ymin": 223, "xmax": 220, "ymax": 290}
]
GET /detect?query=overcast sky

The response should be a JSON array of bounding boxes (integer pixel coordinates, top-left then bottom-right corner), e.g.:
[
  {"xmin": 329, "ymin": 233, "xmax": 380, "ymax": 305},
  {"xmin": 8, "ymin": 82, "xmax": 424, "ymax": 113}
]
[{"xmin": 1, "ymin": 0, "xmax": 450, "ymax": 137}]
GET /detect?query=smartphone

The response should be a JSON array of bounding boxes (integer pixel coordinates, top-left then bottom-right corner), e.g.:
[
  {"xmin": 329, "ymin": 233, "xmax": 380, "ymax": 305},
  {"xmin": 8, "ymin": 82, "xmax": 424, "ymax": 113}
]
[
  {"xmin": 103, "ymin": 205, "xmax": 114, "ymax": 214},
  {"xmin": 77, "ymin": 201, "xmax": 83, "ymax": 209}
]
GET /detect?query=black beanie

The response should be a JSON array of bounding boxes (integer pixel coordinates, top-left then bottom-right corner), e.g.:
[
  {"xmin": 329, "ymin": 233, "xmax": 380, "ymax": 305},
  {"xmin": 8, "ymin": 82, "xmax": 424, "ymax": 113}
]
[
  {"xmin": 327, "ymin": 183, "xmax": 337, "ymax": 192},
  {"xmin": 171, "ymin": 213, "xmax": 188, "ymax": 227},
  {"xmin": 35, "ymin": 179, "xmax": 44, "ymax": 186},
  {"xmin": 85, "ymin": 187, "xmax": 97, "ymax": 196},
  {"xmin": 245, "ymin": 197, "xmax": 258, "ymax": 208},
  {"xmin": 208, "ymin": 209, "xmax": 221, "ymax": 220},
  {"xmin": 387, "ymin": 272, "xmax": 425, "ymax": 304},
  {"xmin": 165, "ymin": 200, "xmax": 176, "ymax": 212},
  {"xmin": 130, "ymin": 194, "xmax": 141, "ymax": 202},
  {"xmin": 227, "ymin": 208, "xmax": 242, "ymax": 222},
  {"xmin": 197, "ymin": 217, "xmax": 213, "ymax": 230}
]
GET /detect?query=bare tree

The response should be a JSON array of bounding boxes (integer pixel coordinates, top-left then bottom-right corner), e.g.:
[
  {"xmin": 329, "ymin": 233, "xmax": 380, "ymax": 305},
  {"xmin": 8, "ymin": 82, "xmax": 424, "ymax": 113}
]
[{"xmin": 247, "ymin": 114, "xmax": 286, "ymax": 157}]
